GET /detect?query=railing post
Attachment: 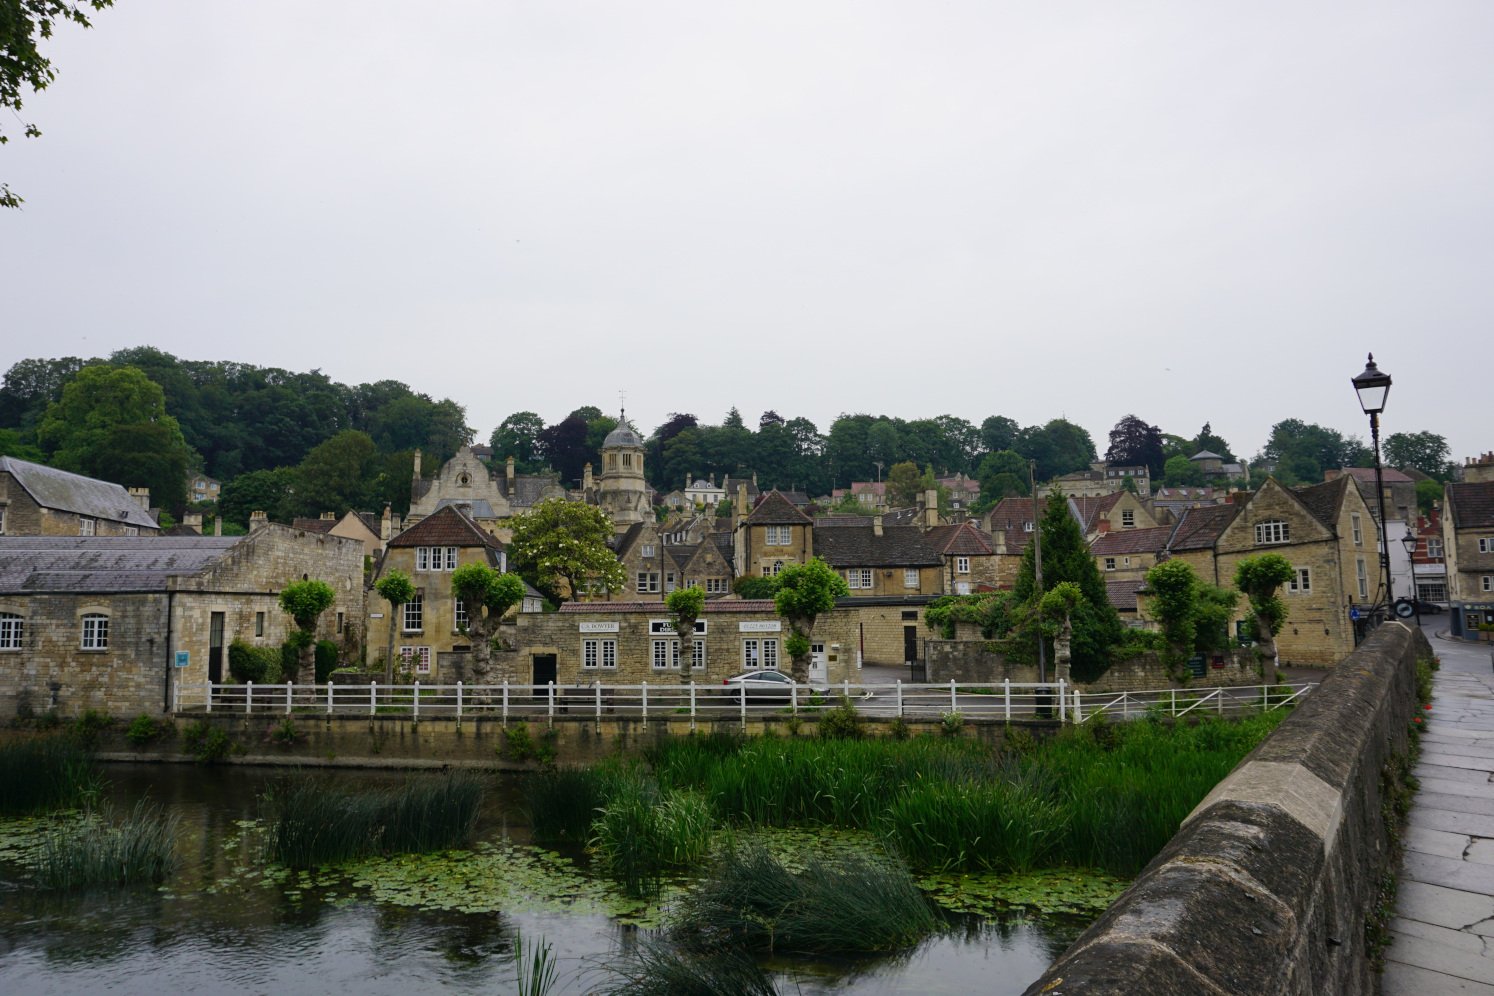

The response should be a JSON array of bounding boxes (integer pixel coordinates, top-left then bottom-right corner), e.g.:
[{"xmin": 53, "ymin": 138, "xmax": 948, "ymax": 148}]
[
  {"xmin": 595, "ymin": 682, "xmax": 602, "ymax": 722},
  {"xmin": 246, "ymin": 681, "xmax": 253, "ymax": 715},
  {"xmin": 1122, "ymin": 691, "xmax": 1129, "ymax": 721},
  {"xmin": 842, "ymin": 679, "xmax": 849, "ymax": 701},
  {"xmin": 547, "ymin": 681, "xmax": 555, "ymax": 727},
  {"xmin": 896, "ymin": 680, "xmax": 903, "ymax": 718},
  {"xmin": 1217, "ymin": 688, "xmax": 1223, "ymax": 715},
  {"xmin": 286, "ymin": 680, "xmax": 293, "ymax": 715},
  {"xmin": 370, "ymin": 681, "xmax": 377, "ymax": 716},
  {"xmin": 1074, "ymin": 687, "xmax": 1084, "ymax": 724},
  {"xmin": 173, "ymin": 674, "xmax": 181, "ymax": 714},
  {"xmin": 502, "ymin": 681, "xmax": 509, "ymax": 725},
  {"xmin": 327, "ymin": 681, "xmax": 333, "ymax": 715},
  {"xmin": 739, "ymin": 682, "xmax": 747, "ymax": 729},
  {"xmin": 689, "ymin": 681, "xmax": 696, "ymax": 731},
  {"xmin": 456, "ymin": 681, "xmax": 463, "ymax": 726},
  {"xmin": 950, "ymin": 679, "xmax": 957, "ymax": 714},
  {"xmin": 1058, "ymin": 680, "xmax": 1067, "ymax": 723},
  {"xmin": 206, "ymin": 680, "xmax": 214, "ymax": 714},
  {"xmin": 1170, "ymin": 688, "xmax": 1176, "ymax": 717},
  {"xmin": 1003, "ymin": 678, "xmax": 1010, "ymax": 722},
  {"xmin": 790, "ymin": 682, "xmax": 798, "ymax": 715},
  {"xmin": 641, "ymin": 681, "xmax": 648, "ymax": 727},
  {"xmin": 413, "ymin": 681, "xmax": 420, "ymax": 723},
  {"xmin": 1262, "ymin": 683, "xmax": 1268, "ymax": 711}
]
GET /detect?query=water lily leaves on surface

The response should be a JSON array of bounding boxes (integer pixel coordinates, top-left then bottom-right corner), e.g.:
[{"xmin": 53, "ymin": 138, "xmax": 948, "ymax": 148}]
[{"xmin": 918, "ymin": 869, "xmax": 1127, "ymax": 917}]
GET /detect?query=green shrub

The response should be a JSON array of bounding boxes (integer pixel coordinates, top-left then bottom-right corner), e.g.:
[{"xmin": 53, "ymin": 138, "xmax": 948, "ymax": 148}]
[
  {"xmin": 31, "ymin": 800, "xmax": 178, "ymax": 889},
  {"xmin": 887, "ymin": 717, "xmax": 910, "ymax": 741},
  {"xmin": 939, "ymin": 711, "xmax": 964, "ymax": 737},
  {"xmin": 182, "ymin": 720, "xmax": 237, "ymax": 763},
  {"xmin": 70, "ymin": 709, "xmax": 114, "ymax": 750},
  {"xmin": 314, "ymin": 640, "xmax": 339, "ymax": 682},
  {"xmin": 228, "ymin": 640, "xmax": 284, "ymax": 684},
  {"xmin": 124, "ymin": 714, "xmax": 171, "ymax": 746},
  {"xmin": 603, "ymin": 944, "xmax": 776, "ymax": 996},
  {"xmin": 816, "ymin": 698, "xmax": 864, "ymax": 740},
  {"xmin": 0, "ymin": 735, "xmax": 101, "ymax": 815},
  {"xmin": 499, "ymin": 722, "xmax": 556, "ymax": 764},
  {"xmin": 590, "ymin": 773, "xmax": 712, "ymax": 897}
]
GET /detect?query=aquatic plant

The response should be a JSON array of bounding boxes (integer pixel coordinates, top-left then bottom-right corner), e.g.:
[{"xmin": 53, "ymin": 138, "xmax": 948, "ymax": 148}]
[
  {"xmin": 602, "ymin": 943, "xmax": 778, "ymax": 996},
  {"xmin": 526, "ymin": 764, "xmax": 625, "ymax": 843},
  {"xmin": 883, "ymin": 773, "xmax": 1065, "ymax": 872},
  {"xmin": 676, "ymin": 844, "xmax": 939, "ymax": 954},
  {"xmin": 590, "ymin": 773, "xmax": 712, "ymax": 897},
  {"xmin": 0, "ymin": 734, "xmax": 101, "ymax": 815},
  {"xmin": 513, "ymin": 929, "xmax": 560, "ymax": 996},
  {"xmin": 31, "ymin": 800, "xmax": 178, "ymax": 889}
]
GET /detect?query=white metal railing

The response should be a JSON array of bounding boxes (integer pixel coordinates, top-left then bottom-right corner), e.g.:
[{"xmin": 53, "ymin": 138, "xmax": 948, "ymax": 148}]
[{"xmin": 173, "ymin": 678, "xmax": 1317, "ymax": 726}]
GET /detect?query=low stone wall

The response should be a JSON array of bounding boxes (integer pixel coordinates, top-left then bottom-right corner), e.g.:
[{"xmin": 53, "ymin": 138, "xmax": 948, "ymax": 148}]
[
  {"xmin": 1022, "ymin": 621, "xmax": 1428, "ymax": 996},
  {"xmin": 925, "ymin": 638, "xmax": 1264, "ymax": 691}
]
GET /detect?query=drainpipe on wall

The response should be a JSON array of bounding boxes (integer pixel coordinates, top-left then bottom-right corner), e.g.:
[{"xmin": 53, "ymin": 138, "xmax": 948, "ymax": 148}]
[{"xmin": 162, "ymin": 590, "xmax": 175, "ymax": 713}]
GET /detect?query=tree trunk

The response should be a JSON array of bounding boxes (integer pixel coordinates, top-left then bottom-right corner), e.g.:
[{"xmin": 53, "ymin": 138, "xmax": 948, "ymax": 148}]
[
  {"xmin": 384, "ymin": 605, "xmax": 400, "ymax": 684},
  {"xmin": 1054, "ymin": 615, "xmax": 1073, "ymax": 683},
  {"xmin": 297, "ymin": 627, "xmax": 315, "ymax": 684},
  {"xmin": 467, "ymin": 613, "xmax": 495, "ymax": 699},
  {"xmin": 788, "ymin": 620, "xmax": 811, "ymax": 683},
  {"xmin": 1255, "ymin": 611, "xmax": 1279, "ymax": 673}
]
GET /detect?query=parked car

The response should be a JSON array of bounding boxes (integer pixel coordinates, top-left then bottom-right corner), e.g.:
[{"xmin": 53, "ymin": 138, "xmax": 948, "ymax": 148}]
[{"xmin": 722, "ymin": 669, "xmax": 824, "ymax": 701}]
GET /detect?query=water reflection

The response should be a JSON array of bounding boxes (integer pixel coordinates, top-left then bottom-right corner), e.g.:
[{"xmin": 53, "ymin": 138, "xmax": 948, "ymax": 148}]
[{"xmin": 0, "ymin": 763, "xmax": 1081, "ymax": 995}]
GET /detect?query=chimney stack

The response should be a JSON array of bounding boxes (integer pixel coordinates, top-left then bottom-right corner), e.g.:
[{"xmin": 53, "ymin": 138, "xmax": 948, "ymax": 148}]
[
  {"xmin": 381, "ymin": 504, "xmax": 392, "ymax": 542},
  {"xmin": 182, "ymin": 512, "xmax": 203, "ymax": 534},
  {"xmin": 320, "ymin": 511, "xmax": 336, "ymax": 521},
  {"xmin": 922, "ymin": 488, "xmax": 939, "ymax": 528},
  {"xmin": 249, "ymin": 510, "xmax": 268, "ymax": 529},
  {"xmin": 583, "ymin": 462, "xmax": 594, "ymax": 490},
  {"xmin": 213, "ymin": 516, "xmax": 222, "ymax": 537},
  {"xmin": 873, "ymin": 514, "xmax": 884, "ymax": 537},
  {"xmin": 128, "ymin": 487, "xmax": 151, "ymax": 510},
  {"xmin": 412, "ymin": 449, "xmax": 422, "ymax": 479},
  {"xmin": 506, "ymin": 455, "xmax": 516, "ymax": 490}
]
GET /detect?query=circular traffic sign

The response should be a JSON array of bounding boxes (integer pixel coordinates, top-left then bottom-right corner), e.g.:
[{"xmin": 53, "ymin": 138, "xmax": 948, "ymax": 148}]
[{"xmin": 1394, "ymin": 599, "xmax": 1415, "ymax": 619}]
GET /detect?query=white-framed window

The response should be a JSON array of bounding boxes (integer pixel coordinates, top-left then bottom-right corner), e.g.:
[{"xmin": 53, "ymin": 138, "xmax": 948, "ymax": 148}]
[
  {"xmin": 1255, "ymin": 520, "xmax": 1289, "ymax": 545},
  {"xmin": 80, "ymin": 613, "xmax": 108, "ymax": 650},
  {"xmin": 955, "ymin": 556, "xmax": 970, "ymax": 574},
  {"xmin": 743, "ymin": 638, "xmax": 779, "ymax": 670},
  {"xmin": 641, "ymin": 544, "xmax": 655, "ymax": 558},
  {"xmin": 1427, "ymin": 537, "xmax": 1443, "ymax": 559},
  {"xmin": 665, "ymin": 572, "xmax": 676, "ymax": 592},
  {"xmin": 1481, "ymin": 539, "xmax": 1494, "ymax": 554},
  {"xmin": 1104, "ymin": 557, "xmax": 1116, "ymax": 572},
  {"xmin": 691, "ymin": 638, "xmax": 705, "ymax": 670},
  {"xmin": 124, "ymin": 526, "xmax": 138, "ymax": 536},
  {"xmin": 399, "ymin": 645, "xmax": 432, "ymax": 674},
  {"xmin": 403, "ymin": 596, "xmax": 423, "ymax": 633},
  {"xmin": 582, "ymin": 638, "xmax": 617, "ymax": 669},
  {"xmin": 0, "ymin": 612, "xmax": 22, "ymax": 650},
  {"xmin": 415, "ymin": 547, "xmax": 458, "ymax": 571},
  {"xmin": 903, "ymin": 568, "xmax": 919, "ymax": 588},
  {"xmin": 1023, "ymin": 521, "xmax": 1033, "ymax": 532},
  {"xmin": 652, "ymin": 639, "xmax": 682, "ymax": 669},
  {"xmin": 1351, "ymin": 514, "xmax": 1363, "ymax": 545},
  {"xmin": 79, "ymin": 517, "xmax": 95, "ymax": 537},
  {"xmin": 765, "ymin": 525, "xmax": 792, "ymax": 546},
  {"xmin": 1484, "ymin": 575, "xmax": 1493, "ymax": 593},
  {"xmin": 706, "ymin": 577, "xmax": 729, "ymax": 594},
  {"xmin": 1121, "ymin": 509, "xmax": 1135, "ymax": 528},
  {"xmin": 636, "ymin": 572, "xmax": 660, "ymax": 593},
  {"xmin": 454, "ymin": 599, "xmax": 469, "ymax": 632},
  {"xmin": 1356, "ymin": 558, "xmax": 1368, "ymax": 599},
  {"xmin": 1288, "ymin": 567, "xmax": 1312, "ymax": 594}
]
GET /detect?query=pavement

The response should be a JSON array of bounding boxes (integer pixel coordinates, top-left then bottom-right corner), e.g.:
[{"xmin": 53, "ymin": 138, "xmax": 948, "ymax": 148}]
[{"xmin": 1383, "ymin": 621, "xmax": 1494, "ymax": 994}]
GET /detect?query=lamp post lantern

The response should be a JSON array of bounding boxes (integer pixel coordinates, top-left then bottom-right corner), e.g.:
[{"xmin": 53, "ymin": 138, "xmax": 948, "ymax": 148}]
[
  {"xmin": 1352, "ymin": 353, "xmax": 1395, "ymax": 618},
  {"xmin": 1401, "ymin": 526, "xmax": 1422, "ymax": 627}
]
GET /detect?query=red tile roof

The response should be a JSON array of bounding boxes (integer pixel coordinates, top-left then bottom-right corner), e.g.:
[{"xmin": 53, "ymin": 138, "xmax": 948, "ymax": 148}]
[
  {"xmin": 389, "ymin": 505, "xmax": 503, "ymax": 549},
  {"xmin": 1092, "ymin": 526, "xmax": 1172, "ymax": 556}
]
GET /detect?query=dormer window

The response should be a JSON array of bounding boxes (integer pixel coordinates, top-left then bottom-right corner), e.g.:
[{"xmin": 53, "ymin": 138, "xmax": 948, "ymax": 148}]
[{"xmin": 1255, "ymin": 520, "xmax": 1289, "ymax": 545}]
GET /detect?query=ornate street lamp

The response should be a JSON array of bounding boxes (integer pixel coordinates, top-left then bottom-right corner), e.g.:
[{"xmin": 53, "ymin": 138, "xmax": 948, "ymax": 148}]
[
  {"xmin": 1352, "ymin": 354, "xmax": 1395, "ymax": 616},
  {"xmin": 1401, "ymin": 526, "xmax": 1422, "ymax": 626}
]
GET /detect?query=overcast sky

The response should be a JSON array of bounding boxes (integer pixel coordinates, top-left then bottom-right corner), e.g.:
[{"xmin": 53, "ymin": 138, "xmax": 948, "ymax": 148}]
[{"xmin": 3, "ymin": 2, "xmax": 1490, "ymax": 465}]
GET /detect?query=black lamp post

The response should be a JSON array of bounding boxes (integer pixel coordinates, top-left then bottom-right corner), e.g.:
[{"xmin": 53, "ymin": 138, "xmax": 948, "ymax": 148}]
[
  {"xmin": 1352, "ymin": 353, "xmax": 1395, "ymax": 617},
  {"xmin": 1401, "ymin": 525, "xmax": 1422, "ymax": 626}
]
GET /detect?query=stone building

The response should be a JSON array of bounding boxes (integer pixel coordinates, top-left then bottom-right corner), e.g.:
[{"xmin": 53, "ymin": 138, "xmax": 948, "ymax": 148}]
[
  {"xmin": 1072, "ymin": 490, "xmax": 1158, "ymax": 540},
  {"xmin": 924, "ymin": 520, "xmax": 999, "ymax": 594},
  {"xmin": 0, "ymin": 525, "xmax": 364, "ymax": 719},
  {"xmin": 1091, "ymin": 525, "xmax": 1172, "ymax": 582},
  {"xmin": 291, "ymin": 509, "xmax": 390, "ymax": 560},
  {"xmin": 1052, "ymin": 462, "xmax": 1152, "ymax": 499},
  {"xmin": 734, "ymin": 489, "xmax": 815, "ymax": 578},
  {"xmin": 1443, "ymin": 480, "xmax": 1494, "ymax": 639},
  {"xmin": 406, "ymin": 446, "xmax": 566, "ymax": 530},
  {"xmin": 813, "ymin": 517, "xmax": 944, "ymax": 598},
  {"xmin": 0, "ymin": 456, "xmax": 159, "ymax": 537}
]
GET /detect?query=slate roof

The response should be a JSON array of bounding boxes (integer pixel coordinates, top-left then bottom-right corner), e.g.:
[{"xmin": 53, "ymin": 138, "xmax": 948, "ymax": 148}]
[
  {"xmin": 291, "ymin": 517, "xmax": 337, "ymax": 534},
  {"xmin": 1293, "ymin": 476, "xmax": 1351, "ymax": 531},
  {"xmin": 1334, "ymin": 466, "xmax": 1416, "ymax": 485},
  {"xmin": 924, "ymin": 522, "xmax": 995, "ymax": 556},
  {"xmin": 745, "ymin": 490, "xmax": 814, "ymax": 526},
  {"xmin": 986, "ymin": 497, "xmax": 1040, "ymax": 555},
  {"xmin": 0, "ymin": 536, "xmax": 240, "ymax": 593},
  {"xmin": 1071, "ymin": 493, "xmax": 1123, "ymax": 533},
  {"xmin": 1092, "ymin": 525, "xmax": 1172, "ymax": 556},
  {"xmin": 1106, "ymin": 580, "xmax": 1145, "ymax": 612},
  {"xmin": 508, "ymin": 475, "xmax": 562, "ymax": 507},
  {"xmin": 388, "ymin": 505, "xmax": 503, "ymax": 550},
  {"xmin": 0, "ymin": 456, "xmax": 159, "ymax": 530},
  {"xmin": 435, "ymin": 498, "xmax": 498, "ymax": 519},
  {"xmin": 1166, "ymin": 503, "xmax": 1240, "ymax": 552},
  {"xmin": 1446, "ymin": 481, "xmax": 1494, "ymax": 530},
  {"xmin": 1153, "ymin": 487, "xmax": 1218, "ymax": 502},
  {"xmin": 813, "ymin": 525, "xmax": 942, "ymax": 568}
]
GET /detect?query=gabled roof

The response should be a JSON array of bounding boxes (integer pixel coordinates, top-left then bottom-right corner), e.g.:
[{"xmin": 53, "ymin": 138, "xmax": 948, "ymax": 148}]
[
  {"xmin": 1153, "ymin": 487, "xmax": 1218, "ymax": 501},
  {"xmin": 388, "ymin": 504, "xmax": 503, "ymax": 550},
  {"xmin": 1166, "ymin": 503, "xmax": 1240, "ymax": 552},
  {"xmin": 291, "ymin": 517, "xmax": 337, "ymax": 534},
  {"xmin": 813, "ymin": 525, "xmax": 942, "ymax": 568},
  {"xmin": 1071, "ymin": 493, "xmax": 1123, "ymax": 533},
  {"xmin": 435, "ymin": 498, "xmax": 498, "ymax": 519},
  {"xmin": 0, "ymin": 456, "xmax": 159, "ymax": 530},
  {"xmin": 985, "ymin": 497, "xmax": 1040, "ymax": 555},
  {"xmin": 1292, "ymin": 476, "xmax": 1352, "ymax": 531},
  {"xmin": 1446, "ymin": 481, "xmax": 1494, "ymax": 530},
  {"xmin": 1092, "ymin": 525, "xmax": 1172, "ymax": 556},
  {"xmin": 1331, "ymin": 466, "xmax": 1416, "ymax": 485},
  {"xmin": 1106, "ymin": 579, "xmax": 1145, "ymax": 612},
  {"xmin": 0, "ymin": 536, "xmax": 241, "ymax": 593},
  {"xmin": 745, "ymin": 490, "xmax": 813, "ymax": 525},
  {"xmin": 924, "ymin": 522, "xmax": 995, "ymax": 556},
  {"xmin": 1189, "ymin": 450, "xmax": 1224, "ymax": 462}
]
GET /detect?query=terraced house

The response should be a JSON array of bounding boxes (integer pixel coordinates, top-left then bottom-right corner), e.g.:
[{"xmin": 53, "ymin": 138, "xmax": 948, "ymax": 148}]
[
  {"xmin": 1443, "ymin": 480, "xmax": 1494, "ymax": 640},
  {"xmin": 0, "ymin": 456, "xmax": 159, "ymax": 537}
]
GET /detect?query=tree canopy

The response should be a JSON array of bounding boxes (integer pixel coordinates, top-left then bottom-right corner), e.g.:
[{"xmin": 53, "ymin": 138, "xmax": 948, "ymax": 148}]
[
  {"xmin": 506, "ymin": 497, "xmax": 625, "ymax": 603},
  {"xmin": 1384, "ymin": 431, "xmax": 1452, "ymax": 481},
  {"xmin": 1104, "ymin": 414, "xmax": 1165, "ymax": 478}
]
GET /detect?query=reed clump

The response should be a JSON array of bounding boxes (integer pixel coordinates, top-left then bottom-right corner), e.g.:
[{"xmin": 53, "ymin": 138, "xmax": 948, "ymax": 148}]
[
  {"xmin": 526, "ymin": 763, "xmax": 629, "ymax": 844},
  {"xmin": 0, "ymin": 734, "xmax": 101, "ymax": 815},
  {"xmin": 590, "ymin": 771, "xmax": 712, "ymax": 897},
  {"xmin": 602, "ymin": 943, "xmax": 777, "ymax": 996},
  {"xmin": 32, "ymin": 800, "xmax": 178, "ymax": 889},
  {"xmin": 261, "ymin": 771, "xmax": 484, "ymax": 867}
]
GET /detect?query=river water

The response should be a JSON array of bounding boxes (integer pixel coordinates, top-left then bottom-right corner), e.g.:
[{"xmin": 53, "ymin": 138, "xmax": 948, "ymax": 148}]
[{"xmin": 0, "ymin": 765, "xmax": 1087, "ymax": 995}]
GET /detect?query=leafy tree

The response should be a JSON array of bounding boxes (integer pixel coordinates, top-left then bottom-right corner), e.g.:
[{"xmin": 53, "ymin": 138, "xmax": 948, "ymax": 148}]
[
  {"xmin": 278, "ymin": 580, "xmax": 336, "ymax": 682},
  {"xmin": 0, "ymin": 427, "xmax": 43, "ymax": 461},
  {"xmin": 976, "ymin": 449, "xmax": 1029, "ymax": 508},
  {"xmin": 1233, "ymin": 554, "xmax": 1296, "ymax": 668},
  {"xmin": 1104, "ymin": 414, "xmax": 1166, "ymax": 478},
  {"xmin": 219, "ymin": 467, "xmax": 296, "ymax": 526},
  {"xmin": 490, "ymin": 411, "xmax": 547, "ymax": 471},
  {"xmin": 1384, "ymin": 431, "xmax": 1452, "ymax": 481},
  {"xmin": 374, "ymin": 569, "xmax": 416, "ymax": 682},
  {"xmin": 450, "ymin": 563, "xmax": 527, "ymax": 684},
  {"xmin": 979, "ymin": 415, "xmax": 1020, "ymax": 455},
  {"xmin": 733, "ymin": 576, "xmax": 779, "ymax": 599},
  {"xmin": 0, "ymin": 356, "xmax": 84, "ymax": 428},
  {"xmin": 1039, "ymin": 582, "xmax": 1085, "ymax": 674},
  {"xmin": 291, "ymin": 430, "xmax": 378, "ymax": 517},
  {"xmin": 885, "ymin": 461, "xmax": 924, "ymax": 508},
  {"xmin": 1193, "ymin": 422, "xmax": 1234, "ymax": 462},
  {"xmin": 1, "ymin": 0, "xmax": 113, "ymax": 208},
  {"xmin": 37, "ymin": 364, "xmax": 194, "ymax": 511},
  {"xmin": 759, "ymin": 410, "xmax": 785, "ymax": 430},
  {"xmin": 1162, "ymin": 454, "xmax": 1207, "ymax": 488},
  {"xmin": 507, "ymin": 498, "xmax": 625, "ymax": 603},
  {"xmin": 1259, "ymin": 419, "xmax": 1370, "ymax": 485},
  {"xmin": 773, "ymin": 558, "xmax": 850, "ymax": 682},
  {"xmin": 1014, "ymin": 490, "xmax": 1123, "ymax": 680},
  {"xmin": 666, "ymin": 585, "xmax": 706, "ymax": 643},
  {"xmin": 1145, "ymin": 560, "xmax": 1201, "ymax": 671},
  {"xmin": 536, "ymin": 413, "xmax": 593, "ymax": 486},
  {"xmin": 723, "ymin": 407, "xmax": 745, "ymax": 430},
  {"xmin": 1016, "ymin": 419, "xmax": 1096, "ymax": 482},
  {"xmin": 1416, "ymin": 478, "xmax": 1443, "ymax": 515}
]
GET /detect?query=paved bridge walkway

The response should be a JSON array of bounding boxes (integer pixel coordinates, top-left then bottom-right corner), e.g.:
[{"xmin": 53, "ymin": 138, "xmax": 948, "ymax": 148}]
[{"xmin": 1383, "ymin": 622, "xmax": 1494, "ymax": 993}]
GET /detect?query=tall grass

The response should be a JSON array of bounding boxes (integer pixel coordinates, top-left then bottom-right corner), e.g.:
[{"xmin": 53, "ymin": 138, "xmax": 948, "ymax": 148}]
[
  {"xmin": 676, "ymin": 844, "xmax": 940, "ymax": 954},
  {"xmin": 513, "ymin": 929, "xmax": 560, "ymax": 996},
  {"xmin": 526, "ymin": 764, "xmax": 627, "ymax": 843},
  {"xmin": 590, "ymin": 772, "xmax": 712, "ymax": 897},
  {"xmin": 261, "ymin": 772, "xmax": 484, "ymax": 867},
  {"xmin": 602, "ymin": 944, "xmax": 777, "ymax": 996},
  {"xmin": 882, "ymin": 769, "xmax": 1065, "ymax": 872},
  {"xmin": 32, "ymin": 800, "xmax": 178, "ymax": 889},
  {"xmin": 0, "ymin": 735, "xmax": 102, "ymax": 815}
]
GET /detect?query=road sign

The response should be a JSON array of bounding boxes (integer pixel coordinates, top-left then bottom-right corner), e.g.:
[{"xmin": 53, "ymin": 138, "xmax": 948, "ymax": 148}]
[
  {"xmin": 174, "ymin": 650, "xmax": 190, "ymax": 668},
  {"xmin": 1349, "ymin": 607, "xmax": 1361, "ymax": 622},
  {"xmin": 1394, "ymin": 599, "xmax": 1415, "ymax": 619}
]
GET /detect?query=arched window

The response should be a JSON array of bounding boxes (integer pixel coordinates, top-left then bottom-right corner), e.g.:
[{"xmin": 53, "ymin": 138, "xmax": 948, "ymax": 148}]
[
  {"xmin": 0, "ymin": 613, "xmax": 22, "ymax": 650},
  {"xmin": 1254, "ymin": 520, "xmax": 1290, "ymax": 545},
  {"xmin": 81, "ymin": 613, "xmax": 109, "ymax": 650}
]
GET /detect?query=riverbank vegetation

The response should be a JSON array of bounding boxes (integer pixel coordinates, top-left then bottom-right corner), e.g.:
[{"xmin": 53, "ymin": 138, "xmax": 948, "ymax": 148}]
[
  {"xmin": 0, "ymin": 734, "xmax": 101, "ymax": 816},
  {"xmin": 31, "ymin": 800, "xmax": 178, "ymax": 889}
]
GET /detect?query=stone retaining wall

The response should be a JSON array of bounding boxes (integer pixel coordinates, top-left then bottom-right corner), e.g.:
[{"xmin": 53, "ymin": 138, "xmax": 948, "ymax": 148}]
[
  {"xmin": 926, "ymin": 638, "xmax": 1264, "ymax": 691},
  {"xmin": 1022, "ymin": 621, "xmax": 1428, "ymax": 996}
]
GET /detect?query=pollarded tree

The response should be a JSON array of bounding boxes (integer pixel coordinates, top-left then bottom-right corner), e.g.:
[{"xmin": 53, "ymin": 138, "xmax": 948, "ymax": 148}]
[
  {"xmin": 450, "ymin": 563, "xmax": 527, "ymax": 686},
  {"xmin": 278, "ymin": 579, "xmax": 336, "ymax": 683},
  {"xmin": 1233, "ymin": 554, "xmax": 1296, "ymax": 669},
  {"xmin": 507, "ymin": 497, "xmax": 625, "ymax": 603},
  {"xmin": 667, "ymin": 585, "xmax": 706, "ymax": 665},
  {"xmin": 773, "ymin": 557, "xmax": 850, "ymax": 682},
  {"xmin": 374, "ymin": 569, "xmax": 416, "ymax": 683},
  {"xmin": 1145, "ymin": 560, "xmax": 1201, "ymax": 673}
]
